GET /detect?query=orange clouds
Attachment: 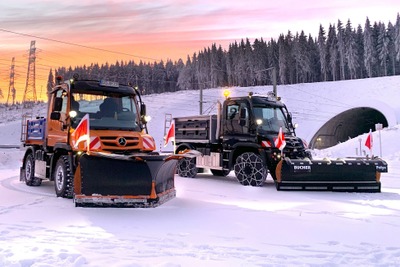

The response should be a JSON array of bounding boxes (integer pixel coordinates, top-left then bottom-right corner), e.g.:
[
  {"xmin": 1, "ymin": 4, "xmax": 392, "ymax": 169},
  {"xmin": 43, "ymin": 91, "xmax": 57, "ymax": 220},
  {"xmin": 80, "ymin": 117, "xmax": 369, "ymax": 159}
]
[{"xmin": 1, "ymin": 0, "xmax": 399, "ymax": 103}]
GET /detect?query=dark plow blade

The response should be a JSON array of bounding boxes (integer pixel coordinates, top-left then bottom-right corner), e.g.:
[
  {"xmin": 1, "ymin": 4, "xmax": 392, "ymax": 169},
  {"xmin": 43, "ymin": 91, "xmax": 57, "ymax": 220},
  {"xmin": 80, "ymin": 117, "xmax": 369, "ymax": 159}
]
[
  {"xmin": 275, "ymin": 158, "xmax": 388, "ymax": 192},
  {"xmin": 74, "ymin": 153, "xmax": 178, "ymax": 207}
]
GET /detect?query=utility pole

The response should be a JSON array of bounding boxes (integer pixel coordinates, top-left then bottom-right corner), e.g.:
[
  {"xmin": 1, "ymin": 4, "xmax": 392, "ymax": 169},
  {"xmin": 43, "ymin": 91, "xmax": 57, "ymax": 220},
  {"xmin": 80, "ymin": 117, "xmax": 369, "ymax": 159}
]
[
  {"xmin": 200, "ymin": 86, "xmax": 203, "ymax": 115},
  {"xmin": 272, "ymin": 67, "xmax": 277, "ymax": 97}
]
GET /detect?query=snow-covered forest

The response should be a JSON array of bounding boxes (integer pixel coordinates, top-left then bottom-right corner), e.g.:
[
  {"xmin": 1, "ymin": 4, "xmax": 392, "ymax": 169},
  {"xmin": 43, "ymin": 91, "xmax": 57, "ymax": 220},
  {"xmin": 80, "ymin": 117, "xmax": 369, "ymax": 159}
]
[{"xmin": 50, "ymin": 14, "xmax": 400, "ymax": 97}]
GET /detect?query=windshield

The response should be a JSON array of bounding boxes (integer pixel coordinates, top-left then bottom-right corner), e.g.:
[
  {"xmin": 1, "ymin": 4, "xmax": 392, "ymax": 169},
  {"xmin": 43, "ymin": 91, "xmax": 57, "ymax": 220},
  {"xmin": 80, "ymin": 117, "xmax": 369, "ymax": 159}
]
[
  {"xmin": 253, "ymin": 106, "xmax": 290, "ymax": 133},
  {"xmin": 70, "ymin": 93, "xmax": 140, "ymax": 131}
]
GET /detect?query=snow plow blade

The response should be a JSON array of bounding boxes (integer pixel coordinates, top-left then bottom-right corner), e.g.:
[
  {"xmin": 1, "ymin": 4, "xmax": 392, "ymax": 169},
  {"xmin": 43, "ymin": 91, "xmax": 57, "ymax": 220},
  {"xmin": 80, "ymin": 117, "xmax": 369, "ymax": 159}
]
[
  {"xmin": 74, "ymin": 152, "xmax": 179, "ymax": 207},
  {"xmin": 275, "ymin": 157, "xmax": 388, "ymax": 192}
]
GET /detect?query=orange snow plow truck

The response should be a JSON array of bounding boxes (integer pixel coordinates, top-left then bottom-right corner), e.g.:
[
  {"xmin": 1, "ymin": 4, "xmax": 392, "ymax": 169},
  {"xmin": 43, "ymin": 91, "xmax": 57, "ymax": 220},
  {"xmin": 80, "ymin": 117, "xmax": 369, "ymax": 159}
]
[{"xmin": 20, "ymin": 75, "xmax": 180, "ymax": 207}]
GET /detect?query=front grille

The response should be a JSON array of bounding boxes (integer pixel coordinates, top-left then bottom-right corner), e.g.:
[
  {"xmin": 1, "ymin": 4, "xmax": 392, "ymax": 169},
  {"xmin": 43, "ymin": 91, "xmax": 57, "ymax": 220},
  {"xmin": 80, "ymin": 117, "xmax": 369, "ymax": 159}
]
[
  {"xmin": 283, "ymin": 136, "xmax": 308, "ymax": 158},
  {"xmin": 99, "ymin": 136, "xmax": 140, "ymax": 150}
]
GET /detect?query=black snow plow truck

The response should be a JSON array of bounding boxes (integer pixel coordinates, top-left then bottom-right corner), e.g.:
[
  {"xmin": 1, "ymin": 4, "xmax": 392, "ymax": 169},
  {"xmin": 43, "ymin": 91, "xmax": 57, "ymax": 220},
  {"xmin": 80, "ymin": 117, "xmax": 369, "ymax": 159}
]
[
  {"xmin": 20, "ymin": 75, "xmax": 184, "ymax": 207},
  {"xmin": 173, "ymin": 92, "xmax": 388, "ymax": 192}
]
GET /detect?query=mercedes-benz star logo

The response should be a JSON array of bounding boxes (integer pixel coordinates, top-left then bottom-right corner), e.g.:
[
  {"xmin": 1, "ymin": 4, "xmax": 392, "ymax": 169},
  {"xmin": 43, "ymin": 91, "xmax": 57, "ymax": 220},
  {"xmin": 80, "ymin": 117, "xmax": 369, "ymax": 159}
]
[{"xmin": 118, "ymin": 137, "xmax": 127, "ymax": 146}]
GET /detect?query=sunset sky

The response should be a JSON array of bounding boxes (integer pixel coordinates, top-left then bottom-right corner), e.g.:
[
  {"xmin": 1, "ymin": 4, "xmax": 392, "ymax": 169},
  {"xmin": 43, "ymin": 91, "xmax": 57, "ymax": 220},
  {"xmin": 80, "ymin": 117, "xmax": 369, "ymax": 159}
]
[{"xmin": 0, "ymin": 0, "xmax": 399, "ymax": 102}]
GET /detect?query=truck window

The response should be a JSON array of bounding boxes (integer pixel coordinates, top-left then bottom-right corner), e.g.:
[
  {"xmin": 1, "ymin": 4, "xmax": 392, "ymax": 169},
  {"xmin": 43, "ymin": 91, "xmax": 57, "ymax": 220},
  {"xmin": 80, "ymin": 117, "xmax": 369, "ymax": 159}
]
[
  {"xmin": 121, "ymin": 97, "xmax": 133, "ymax": 111},
  {"xmin": 227, "ymin": 105, "xmax": 239, "ymax": 120},
  {"xmin": 70, "ymin": 93, "xmax": 140, "ymax": 131},
  {"xmin": 55, "ymin": 90, "xmax": 67, "ymax": 114},
  {"xmin": 225, "ymin": 103, "xmax": 249, "ymax": 134},
  {"xmin": 239, "ymin": 103, "xmax": 249, "ymax": 133},
  {"xmin": 253, "ymin": 106, "xmax": 289, "ymax": 133},
  {"xmin": 239, "ymin": 103, "xmax": 249, "ymax": 120}
]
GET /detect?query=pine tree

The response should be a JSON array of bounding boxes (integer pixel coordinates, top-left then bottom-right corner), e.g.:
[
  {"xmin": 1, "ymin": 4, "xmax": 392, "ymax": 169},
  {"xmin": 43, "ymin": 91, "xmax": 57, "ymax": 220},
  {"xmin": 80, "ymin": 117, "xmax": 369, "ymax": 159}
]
[
  {"xmin": 253, "ymin": 38, "xmax": 269, "ymax": 85},
  {"xmin": 226, "ymin": 43, "xmax": 235, "ymax": 86},
  {"xmin": 177, "ymin": 57, "xmax": 192, "ymax": 90},
  {"xmin": 317, "ymin": 25, "xmax": 328, "ymax": 81},
  {"xmin": 268, "ymin": 38, "xmax": 280, "ymax": 84},
  {"xmin": 355, "ymin": 25, "xmax": 366, "ymax": 78},
  {"xmin": 244, "ymin": 38, "xmax": 255, "ymax": 86},
  {"xmin": 165, "ymin": 60, "xmax": 177, "ymax": 92},
  {"xmin": 308, "ymin": 34, "xmax": 321, "ymax": 82},
  {"xmin": 372, "ymin": 22, "xmax": 381, "ymax": 76},
  {"xmin": 217, "ymin": 45, "xmax": 228, "ymax": 86},
  {"xmin": 47, "ymin": 69, "xmax": 55, "ymax": 99},
  {"xmin": 395, "ymin": 13, "xmax": 400, "ymax": 63},
  {"xmin": 387, "ymin": 22, "xmax": 397, "ymax": 75},
  {"xmin": 327, "ymin": 24, "xmax": 338, "ymax": 81},
  {"xmin": 377, "ymin": 22, "xmax": 390, "ymax": 76},
  {"xmin": 364, "ymin": 17, "xmax": 374, "ymax": 77},
  {"xmin": 337, "ymin": 20, "xmax": 346, "ymax": 80},
  {"xmin": 278, "ymin": 34, "xmax": 288, "ymax": 85},
  {"xmin": 237, "ymin": 39, "xmax": 249, "ymax": 86},
  {"xmin": 283, "ymin": 32, "xmax": 293, "ymax": 84},
  {"xmin": 295, "ymin": 31, "xmax": 311, "ymax": 83},
  {"xmin": 345, "ymin": 20, "xmax": 359, "ymax": 79}
]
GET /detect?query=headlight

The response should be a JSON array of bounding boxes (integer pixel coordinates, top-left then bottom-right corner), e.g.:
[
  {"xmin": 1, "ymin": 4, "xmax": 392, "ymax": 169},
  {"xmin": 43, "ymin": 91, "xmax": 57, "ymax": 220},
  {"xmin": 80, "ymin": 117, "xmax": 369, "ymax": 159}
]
[
  {"xmin": 144, "ymin": 115, "xmax": 151, "ymax": 122},
  {"xmin": 69, "ymin": 110, "xmax": 77, "ymax": 118}
]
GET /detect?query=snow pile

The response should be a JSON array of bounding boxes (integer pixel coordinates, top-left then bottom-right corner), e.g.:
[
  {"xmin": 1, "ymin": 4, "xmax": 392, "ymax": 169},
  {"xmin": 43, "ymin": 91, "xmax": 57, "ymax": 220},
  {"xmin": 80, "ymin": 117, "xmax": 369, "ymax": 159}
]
[{"xmin": 313, "ymin": 124, "xmax": 400, "ymax": 161}]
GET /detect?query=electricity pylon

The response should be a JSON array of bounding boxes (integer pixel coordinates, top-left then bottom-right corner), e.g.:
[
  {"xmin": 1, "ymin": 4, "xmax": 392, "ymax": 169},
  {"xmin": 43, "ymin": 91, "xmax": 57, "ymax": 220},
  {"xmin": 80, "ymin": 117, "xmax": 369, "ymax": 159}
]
[
  {"xmin": 6, "ymin": 57, "xmax": 16, "ymax": 106},
  {"xmin": 22, "ymin": 40, "xmax": 37, "ymax": 105}
]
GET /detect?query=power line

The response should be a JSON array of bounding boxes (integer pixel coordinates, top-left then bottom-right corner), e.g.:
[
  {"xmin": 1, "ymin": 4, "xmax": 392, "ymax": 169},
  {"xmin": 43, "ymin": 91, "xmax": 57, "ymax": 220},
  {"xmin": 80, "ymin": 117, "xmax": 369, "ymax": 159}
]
[
  {"xmin": 290, "ymin": 87, "xmax": 352, "ymax": 108},
  {"xmin": 0, "ymin": 28, "xmax": 161, "ymax": 62}
]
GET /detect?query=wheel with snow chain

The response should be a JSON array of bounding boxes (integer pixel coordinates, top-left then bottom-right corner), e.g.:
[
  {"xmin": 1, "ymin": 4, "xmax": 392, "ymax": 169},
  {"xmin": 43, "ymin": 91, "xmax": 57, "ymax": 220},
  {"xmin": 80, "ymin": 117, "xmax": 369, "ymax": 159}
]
[
  {"xmin": 177, "ymin": 157, "xmax": 197, "ymax": 178},
  {"xmin": 23, "ymin": 152, "xmax": 42, "ymax": 186},
  {"xmin": 234, "ymin": 152, "xmax": 267, "ymax": 186},
  {"xmin": 54, "ymin": 155, "xmax": 74, "ymax": 198}
]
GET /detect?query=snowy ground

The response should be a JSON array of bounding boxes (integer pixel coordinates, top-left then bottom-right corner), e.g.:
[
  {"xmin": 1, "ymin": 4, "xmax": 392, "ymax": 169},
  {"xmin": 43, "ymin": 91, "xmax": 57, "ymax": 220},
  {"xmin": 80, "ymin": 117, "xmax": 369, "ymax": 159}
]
[{"xmin": 0, "ymin": 76, "xmax": 400, "ymax": 266}]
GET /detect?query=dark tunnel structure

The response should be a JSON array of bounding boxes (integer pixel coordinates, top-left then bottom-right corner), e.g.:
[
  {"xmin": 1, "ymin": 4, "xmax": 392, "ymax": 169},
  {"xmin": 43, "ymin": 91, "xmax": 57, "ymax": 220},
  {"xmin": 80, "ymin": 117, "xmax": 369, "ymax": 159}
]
[{"xmin": 310, "ymin": 107, "xmax": 388, "ymax": 149}]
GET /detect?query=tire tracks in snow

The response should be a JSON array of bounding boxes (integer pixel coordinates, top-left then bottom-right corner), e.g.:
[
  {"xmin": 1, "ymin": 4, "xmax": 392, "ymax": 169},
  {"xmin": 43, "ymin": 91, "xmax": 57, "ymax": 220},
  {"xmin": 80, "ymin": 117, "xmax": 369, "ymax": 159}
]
[{"xmin": 1, "ymin": 175, "xmax": 54, "ymax": 198}]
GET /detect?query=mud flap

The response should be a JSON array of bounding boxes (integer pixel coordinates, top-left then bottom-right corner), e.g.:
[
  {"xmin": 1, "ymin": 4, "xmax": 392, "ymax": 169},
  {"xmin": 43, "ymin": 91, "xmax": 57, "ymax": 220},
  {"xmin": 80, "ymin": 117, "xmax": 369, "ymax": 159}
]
[
  {"xmin": 275, "ymin": 157, "xmax": 388, "ymax": 192},
  {"xmin": 74, "ymin": 152, "xmax": 179, "ymax": 207}
]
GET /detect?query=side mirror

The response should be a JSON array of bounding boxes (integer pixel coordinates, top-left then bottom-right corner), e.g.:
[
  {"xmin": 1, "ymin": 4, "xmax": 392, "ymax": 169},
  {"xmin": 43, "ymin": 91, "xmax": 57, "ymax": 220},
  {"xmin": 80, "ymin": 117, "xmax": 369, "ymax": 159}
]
[
  {"xmin": 287, "ymin": 112, "xmax": 293, "ymax": 124},
  {"xmin": 240, "ymin": 108, "xmax": 246, "ymax": 119},
  {"xmin": 53, "ymin": 97, "xmax": 63, "ymax": 112},
  {"xmin": 50, "ymin": 112, "xmax": 61, "ymax": 121},
  {"xmin": 140, "ymin": 103, "xmax": 146, "ymax": 117},
  {"xmin": 140, "ymin": 103, "xmax": 148, "ymax": 124}
]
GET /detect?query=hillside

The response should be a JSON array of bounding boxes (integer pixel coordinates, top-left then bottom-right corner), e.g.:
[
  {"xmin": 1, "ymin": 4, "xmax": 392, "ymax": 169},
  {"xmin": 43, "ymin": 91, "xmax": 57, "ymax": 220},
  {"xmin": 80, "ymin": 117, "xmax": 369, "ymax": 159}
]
[{"xmin": 0, "ymin": 77, "xmax": 399, "ymax": 266}]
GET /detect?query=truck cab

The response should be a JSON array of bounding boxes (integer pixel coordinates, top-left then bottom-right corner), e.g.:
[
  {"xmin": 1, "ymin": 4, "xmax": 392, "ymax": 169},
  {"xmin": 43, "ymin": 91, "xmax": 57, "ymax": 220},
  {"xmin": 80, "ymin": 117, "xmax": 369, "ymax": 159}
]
[
  {"xmin": 220, "ymin": 94, "xmax": 308, "ymax": 177},
  {"xmin": 222, "ymin": 94, "xmax": 294, "ymax": 140},
  {"xmin": 44, "ymin": 78, "xmax": 155, "ymax": 153},
  {"xmin": 221, "ymin": 93, "xmax": 306, "ymax": 157}
]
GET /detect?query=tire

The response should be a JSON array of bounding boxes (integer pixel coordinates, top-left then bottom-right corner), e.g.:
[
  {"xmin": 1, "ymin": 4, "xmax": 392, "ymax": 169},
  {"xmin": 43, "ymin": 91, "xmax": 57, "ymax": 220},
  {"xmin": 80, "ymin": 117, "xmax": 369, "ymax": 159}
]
[
  {"xmin": 210, "ymin": 169, "xmax": 230, "ymax": 177},
  {"xmin": 23, "ymin": 152, "xmax": 42, "ymax": 186},
  {"xmin": 234, "ymin": 152, "xmax": 267, "ymax": 186},
  {"xmin": 177, "ymin": 157, "xmax": 197, "ymax": 178},
  {"xmin": 53, "ymin": 155, "xmax": 74, "ymax": 198}
]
